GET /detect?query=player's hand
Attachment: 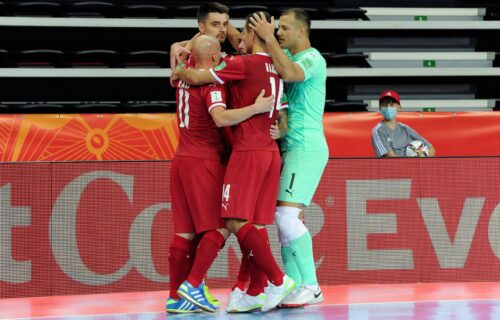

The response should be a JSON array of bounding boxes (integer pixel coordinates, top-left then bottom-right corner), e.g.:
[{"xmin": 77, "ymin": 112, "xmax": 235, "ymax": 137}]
[
  {"xmin": 170, "ymin": 43, "xmax": 190, "ymax": 70},
  {"xmin": 169, "ymin": 68, "xmax": 180, "ymax": 87},
  {"xmin": 269, "ymin": 120, "xmax": 281, "ymax": 140},
  {"xmin": 253, "ymin": 89, "xmax": 274, "ymax": 114},
  {"xmin": 249, "ymin": 12, "xmax": 275, "ymax": 43}
]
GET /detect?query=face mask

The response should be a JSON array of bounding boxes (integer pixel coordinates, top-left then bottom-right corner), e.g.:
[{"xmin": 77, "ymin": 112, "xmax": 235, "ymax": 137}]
[{"xmin": 380, "ymin": 107, "xmax": 397, "ymax": 120}]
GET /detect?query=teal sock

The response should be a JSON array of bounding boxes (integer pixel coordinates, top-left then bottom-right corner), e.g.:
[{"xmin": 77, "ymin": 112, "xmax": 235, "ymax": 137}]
[
  {"xmin": 281, "ymin": 245, "xmax": 302, "ymax": 288},
  {"xmin": 289, "ymin": 231, "xmax": 318, "ymax": 286}
]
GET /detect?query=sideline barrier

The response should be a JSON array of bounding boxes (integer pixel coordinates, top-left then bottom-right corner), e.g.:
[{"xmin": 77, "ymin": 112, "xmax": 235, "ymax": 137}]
[
  {"xmin": 1, "ymin": 158, "xmax": 499, "ymax": 298},
  {"xmin": 0, "ymin": 112, "xmax": 498, "ymax": 161}
]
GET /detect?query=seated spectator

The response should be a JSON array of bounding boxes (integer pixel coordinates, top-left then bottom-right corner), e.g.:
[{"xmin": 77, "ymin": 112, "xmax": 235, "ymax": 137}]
[{"xmin": 372, "ymin": 90, "xmax": 436, "ymax": 157}]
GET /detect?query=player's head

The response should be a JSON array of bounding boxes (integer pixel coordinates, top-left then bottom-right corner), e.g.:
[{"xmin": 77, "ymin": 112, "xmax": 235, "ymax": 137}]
[
  {"xmin": 379, "ymin": 90, "xmax": 401, "ymax": 120},
  {"xmin": 192, "ymin": 35, "xmax": 222, "ymax": 67},
  {"xmin": 241, "ymin": 11, "xmax": 272, "ymax": 52},
  {"xmin": 197, "ymin": 2, "xmax": 229, "ymax": 44},
  {"xmin": 277, "ymin": 8, "xmax": 311, "ymax": 50},
  {"xmin": 237, "ymin": 31, "xmax": 247, "ymax": 54}
]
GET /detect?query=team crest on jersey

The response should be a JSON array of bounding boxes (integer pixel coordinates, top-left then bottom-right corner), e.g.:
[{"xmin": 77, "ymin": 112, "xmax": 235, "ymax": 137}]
[
  {"xmin": 214, "ymin": 61, "xmax": 227, "ymax": 71},
  {"xmin": 211, "ymin": 90, "xmax": 223, "ymax": 103}
]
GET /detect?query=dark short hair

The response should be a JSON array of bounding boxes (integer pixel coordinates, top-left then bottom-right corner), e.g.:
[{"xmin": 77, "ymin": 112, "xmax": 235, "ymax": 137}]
[
  {"xmin": 197, "ymin": 2, "xmax": 229, "ymax": 23},
  {"xmin": 282, "ymin": 8, "xmax": 311, "ymax": 35},
  {"xmin": 244, "ymin": 11, "xmax": 272, "ymax": 31}
]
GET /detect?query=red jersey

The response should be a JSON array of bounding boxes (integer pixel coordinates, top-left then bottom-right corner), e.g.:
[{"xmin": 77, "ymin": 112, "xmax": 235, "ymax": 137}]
[
  {"xmin": 174, "ymin": 79, "xmax": 227, "ymax": 160},
  {"xmin": 210, "ymin": 53, "xmax": 286, "ymax": 151}
]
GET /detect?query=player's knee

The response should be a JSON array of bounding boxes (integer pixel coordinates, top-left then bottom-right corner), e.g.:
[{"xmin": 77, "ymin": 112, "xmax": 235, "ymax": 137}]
[
  {"xmin": 275, "ymin": 206, "xmax": 307, "ymax": 242},
  {"xmin": 225, "ymin": 218, "xmax": 246, "ymax": 234}
]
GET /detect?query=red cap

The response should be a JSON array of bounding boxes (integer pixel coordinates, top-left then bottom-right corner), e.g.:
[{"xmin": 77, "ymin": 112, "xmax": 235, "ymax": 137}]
[{"xmin": 379, "ymin": 90, "xmax": 401, "ymax": 104}]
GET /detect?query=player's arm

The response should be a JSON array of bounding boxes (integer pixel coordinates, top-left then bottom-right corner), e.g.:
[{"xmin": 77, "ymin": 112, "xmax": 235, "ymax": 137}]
[
  {"xmin": 226, "ymin": 22, "xmax": 241, "ymax": 52},
  {"xmin": 211, "ymin": 89, "xmax": 274, "ymax": 127},
  {"xmin": 169, "ymin": 33, "xmax": 200, "ymax": 69},
  {"xmin": 171, "ymin": 67, "xmax": 216, "ymax": 85},
  {"xmin": 249, "ymin": 13, "xmax": 305, "ymax": 82}
]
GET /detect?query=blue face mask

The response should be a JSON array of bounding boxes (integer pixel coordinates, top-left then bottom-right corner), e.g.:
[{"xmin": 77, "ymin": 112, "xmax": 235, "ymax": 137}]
[{"xmin": 380, "ymin": 107, "xmax": 397, "ymax": 120}]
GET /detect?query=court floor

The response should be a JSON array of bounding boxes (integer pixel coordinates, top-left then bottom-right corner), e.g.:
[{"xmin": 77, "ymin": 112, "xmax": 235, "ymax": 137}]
[{"xmin": 2, "ymin": 282, "xmax": 500, "ymax": 320}]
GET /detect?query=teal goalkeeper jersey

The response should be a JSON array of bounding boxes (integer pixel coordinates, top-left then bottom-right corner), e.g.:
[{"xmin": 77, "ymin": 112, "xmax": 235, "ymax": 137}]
[{"xmin": 282, "ymin": 48, "xmax": 328, "ymax": 151}]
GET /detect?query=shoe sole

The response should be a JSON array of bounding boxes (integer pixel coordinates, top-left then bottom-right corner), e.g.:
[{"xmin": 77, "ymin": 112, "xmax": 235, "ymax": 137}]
[
  {"xmin": 177, "ymin": 291, "xmax": 217, "ymax": 313},
  {"xmin": 166, "ymin": 308, "xmax": 202, "ymax": 314},
  {"xmin": 226, "ymin": 304, "xmax": 263, "ymax": 313},
  {"xmin": 280, "ymin": 295, "xmax": 324, "ymax": 308}
]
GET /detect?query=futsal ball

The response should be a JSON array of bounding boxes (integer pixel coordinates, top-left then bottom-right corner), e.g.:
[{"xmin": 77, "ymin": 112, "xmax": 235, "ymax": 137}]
[{"xmin": 405, "ymin": 140, "xmax": 429, "ymax": 157}]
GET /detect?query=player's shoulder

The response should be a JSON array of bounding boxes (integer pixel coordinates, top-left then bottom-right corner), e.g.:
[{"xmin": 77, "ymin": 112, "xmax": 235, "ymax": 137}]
[{"xmin": 372, "ymin": 122, "xmax": 385, "ymax": 134}]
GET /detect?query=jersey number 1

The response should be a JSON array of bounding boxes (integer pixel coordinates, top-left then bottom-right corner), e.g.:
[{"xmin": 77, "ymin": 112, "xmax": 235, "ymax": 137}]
[{"xmin": 178, "ymin": 88, "xmax": 190, "ymax": 128}]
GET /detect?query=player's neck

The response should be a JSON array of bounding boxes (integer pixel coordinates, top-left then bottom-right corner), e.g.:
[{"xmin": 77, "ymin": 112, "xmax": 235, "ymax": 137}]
[
  {"xmin": 194, "ymin": 61, "xmax": 213, "ymax": 70},
  {"xmin": 252, "ymin": 41, "xmax": 268, "ymax": 55},
  {"xmin": 290, "ymin": 39, "xmax": 311, "ymax": 55},
  {"xmin": 383, "ymin": 119, "xmax": 398, "ymax": 129}
]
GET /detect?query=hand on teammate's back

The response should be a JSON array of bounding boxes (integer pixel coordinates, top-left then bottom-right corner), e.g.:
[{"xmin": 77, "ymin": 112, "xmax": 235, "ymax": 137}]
[
  {"xmin": 253, "ymin": 89, "xmax": 275, "ymax": 114},
  {"xmin": 170, "ymin": 44, "xmax": 190, "ymax": 70}
]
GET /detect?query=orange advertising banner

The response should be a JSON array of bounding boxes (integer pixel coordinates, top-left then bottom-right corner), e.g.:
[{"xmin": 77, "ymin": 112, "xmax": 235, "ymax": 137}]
[{"xmin": 0, "ymin": 112, "xmax": 498, "ymax": 162}]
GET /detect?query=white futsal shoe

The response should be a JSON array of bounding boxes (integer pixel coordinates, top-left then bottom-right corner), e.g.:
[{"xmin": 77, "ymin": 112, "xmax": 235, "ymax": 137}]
[
  {"xmin": 261, "ymin": 274, "xmax": 296, "ymax": 312},
  {"xmin": 226, "ymin": 292, "xmax": 266, "ymax": 313},
  {"xmin": 280, "ymin": 285, "xmax": 324, "ymax": 308},
  {"xmin": 226, "ymin": 287, "xmax": 245, "ymax": 310}
]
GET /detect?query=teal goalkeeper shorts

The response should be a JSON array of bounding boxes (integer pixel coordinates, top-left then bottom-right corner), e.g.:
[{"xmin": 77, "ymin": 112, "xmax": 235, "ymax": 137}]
[{"xmin": 278, "ymin": 149, "xmax": 329, "ymax": 206}]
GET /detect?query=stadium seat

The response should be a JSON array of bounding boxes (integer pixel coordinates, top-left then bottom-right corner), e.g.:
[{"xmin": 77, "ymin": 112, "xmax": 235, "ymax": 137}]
[
  {"xmin": 120, "ymin": 4, "xmax": 169, "ymax": 19},
  {"xmin": 65, "ymin": 1, "xmax": 116, "ymax": 18},
  {"xmin": 0, "ymin": 104, "xmax": 11, "ymax": 113},
  {"xmin": 12, "ymin": 1, "xmax": 63, "ymax": 17},
  {"xmin": 0, "ymin": 49, "xmax": 12, "ymax": 67},
  {"xmin": 172, "ymin": 5, "xmax": 198, "ymax": 18},
  {"xmin": 323, "ymin": 52, "xmax": 370, "ymax": 67},
  {"xmin": 69, "ymin": 49, "xmax": 121, "ymax": 68},
  {"xmin": 14, "ymin": 49, "xmax": 66, "ymax": 68},
  {"xmin": 74, "ymin": 103, "xmax": 120, "ymax": 113},
  {"xmin": 322, "ymin": 8, "xmax": 369, "ymax": 20},
  {"xmin": 19, "ymin": 103, "xmax": 65, "ymax": 113},
  {"xmin": 324, "ymin": 100, "xmax": 368, "ymax": 112},
  {"xmin": 126, "ymin": 101, "xmax": 175, "ymax": 113},
  {"xmin": 124, "ymin": 50, "xmax": 169, "ymax": 68},
  {"xmin": 228, "ymin": 5, "xmax": 269, "ymax": 18}
]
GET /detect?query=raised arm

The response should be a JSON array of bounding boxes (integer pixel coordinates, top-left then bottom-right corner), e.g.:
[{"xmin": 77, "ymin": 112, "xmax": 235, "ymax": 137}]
[
  {"xmin": 211, "ymin": 89, "xmax": 274, "ymax": 127},
  {"xmin": 171, "ymin": 67, "xmax": 216, "ymax": 86},
  {"xmin": 226, "ymin": 22, "xmax": 241, "ymax": 52},
  {"xmin": 249, "ymin": 13, "xmax": 305, "ymax": 82}
]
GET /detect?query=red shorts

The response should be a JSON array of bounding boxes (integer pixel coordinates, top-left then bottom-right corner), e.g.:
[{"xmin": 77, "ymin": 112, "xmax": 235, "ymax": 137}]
[
  {"xmin": 170, "ymin": 156, "xmax": 225, "ymax": 234},
  {"xmin": 221, "ymin": 150, "xmax": 280, "ymax": 225}
]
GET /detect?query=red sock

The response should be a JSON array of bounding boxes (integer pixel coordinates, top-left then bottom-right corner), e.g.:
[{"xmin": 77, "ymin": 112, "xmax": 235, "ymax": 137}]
[
  {"xmin": 168, "ymin": 235, "xmax": 193, "ymax": 299},
  {"xmin": 236, "ymin": 223, "xmax": 284, "ymax": 286},
  {"xmin": 187, "ymin": 230, "xmax": 225, "ymax": 287},
  {"xmin": 246, "ymin": 228, "xmax": 270, "ymax": 296},
  {"xmin": 232, "ymin": 245, "xmax": 250, "ymax": 291}
]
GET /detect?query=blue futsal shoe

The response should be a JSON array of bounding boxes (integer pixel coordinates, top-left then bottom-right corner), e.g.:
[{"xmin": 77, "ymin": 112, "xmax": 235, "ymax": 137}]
[
  {"xmin": 166, "ymin": 297, "xmax": 202, "ymax": 313},
  {"xmin": 178, "ymin": 280, "xmax": 217, "ymax": 313}
]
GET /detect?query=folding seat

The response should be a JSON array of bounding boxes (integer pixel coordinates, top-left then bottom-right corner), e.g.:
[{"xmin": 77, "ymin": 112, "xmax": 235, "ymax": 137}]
[
  {"xmin": 229, "ymin": 5, "xmax": 269, "ymax": 18},
  {"xmin": 172, "ymin": 5, "xmax": 198, "ymax": 18},
  {"xmin": 126, "ymin": 101, "xmax": 175, "ymax": 113},
  {"xmin": 323, "ymin": 52, "xmax": 370, "ymax": 67},
  {"xmin": 12, "ymin": 1, "xmax": 63, "ymax": 17},
  {"xmin": 0, "ymin": 49, "xmax": 12, "ymax": 67},
  {"xmin": 0, "ymin": 104, "xmax": 12, "ymax": 113},
  {"xmin": 69, "ymin": 49, "xmax": 121, "ymax": 68},
  {"xmin": 15, "ymin": 49, "xmax": 67, "ymax": 68},
  {"xmin": 322, "ymin": 8, "xmax": 369, "ymax": 20},
  {"xmin": 74, "ymin": 103, "xmax": 120, "ymax": 113},
  {"xmin": 324, "ymin": 100, "xmax": 368, "ymax": 112},
  {"xmin": 19, "ymin": 103, "xmax": 65, "ymax": 113},
  {"xmin": 65, "ymin": 1, "xmax": 116, "ymax": 18},
  {"xmin": 124, "ymin": 50, "xmax": 169, "ymax": 68},
  {"xmin": 120, "ymin": 4, "xmax": 169, "ymax": 18}
]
